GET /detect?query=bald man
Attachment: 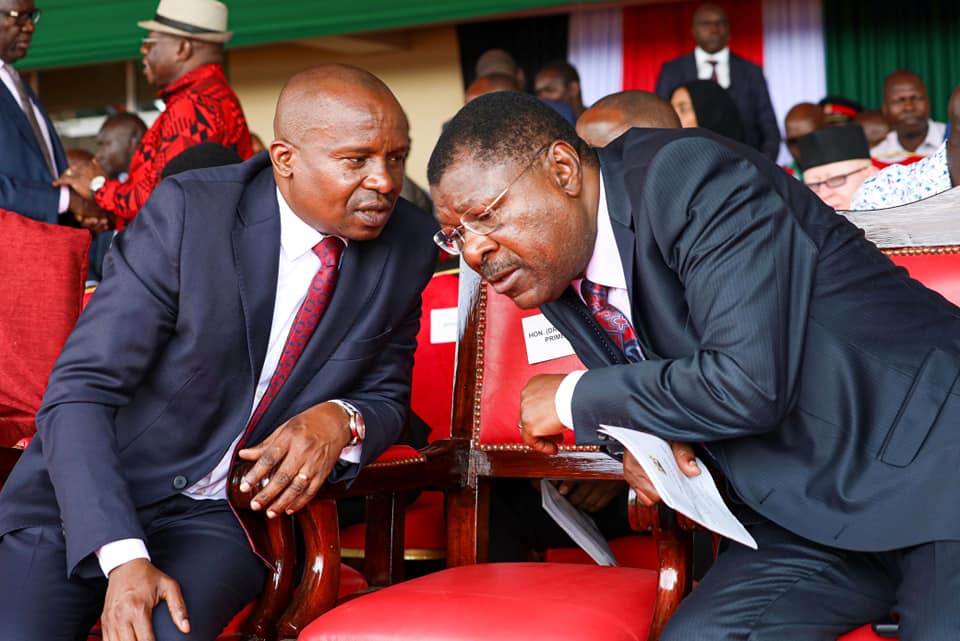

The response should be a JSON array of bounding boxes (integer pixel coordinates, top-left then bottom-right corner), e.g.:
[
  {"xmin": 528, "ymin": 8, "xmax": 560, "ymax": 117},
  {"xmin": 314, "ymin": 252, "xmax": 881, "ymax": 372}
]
[
  {"xmin": 576, "ymin": 90, "xmax": 680, "ymax": 148},
  {"xmin": 0, "ymin": 64, "xmax": 438, "ymax": 641},
  {"xmin": 464, "ymin": 72, "xmax": 521, "ymax": 103},
  {"xmin": 872, "ymin": 69, "xmax": 946, "ymax": 164}
]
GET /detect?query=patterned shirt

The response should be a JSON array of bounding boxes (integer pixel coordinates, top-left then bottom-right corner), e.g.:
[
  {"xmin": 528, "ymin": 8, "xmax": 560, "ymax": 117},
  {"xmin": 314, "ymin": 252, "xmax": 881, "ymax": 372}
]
[
  {"xmin": 94, "ymin": 63, "xmax": 253, "ymax": 229},
  {"xmin": 850, "ymin": 142, "xmax": 951, "ymax": 211}
]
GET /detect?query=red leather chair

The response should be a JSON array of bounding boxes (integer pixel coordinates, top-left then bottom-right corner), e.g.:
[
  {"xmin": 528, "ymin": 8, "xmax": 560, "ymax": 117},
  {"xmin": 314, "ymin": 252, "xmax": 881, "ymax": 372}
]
[
  {"xmin": 293, "ymin": 274, "xmax": 691, "ymax": 641},
  {"xmin": 338, "ymin": 269, "xmax": 458, "ymax": 564}
]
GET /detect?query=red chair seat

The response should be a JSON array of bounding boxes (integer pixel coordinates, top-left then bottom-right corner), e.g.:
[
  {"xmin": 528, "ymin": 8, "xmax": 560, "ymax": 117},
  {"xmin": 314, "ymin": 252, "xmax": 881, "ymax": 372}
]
[
  {"xmin": 300, "ymin": 563, "xmax": 659, "ymax": 641},
  {"xmin": 545, "ymin": 533, "xmax": 659, "ymax": 570},
  {"xmin": 340, "ymin": 490, "xmax": 445, "ymax": 559}
]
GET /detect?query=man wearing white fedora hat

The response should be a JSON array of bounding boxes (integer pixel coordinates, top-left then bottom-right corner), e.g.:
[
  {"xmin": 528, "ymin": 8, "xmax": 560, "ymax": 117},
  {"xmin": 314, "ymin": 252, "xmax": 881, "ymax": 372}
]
[{"xmin": 58, "ymin": 0, "xmax": 252, "ymax": 232}]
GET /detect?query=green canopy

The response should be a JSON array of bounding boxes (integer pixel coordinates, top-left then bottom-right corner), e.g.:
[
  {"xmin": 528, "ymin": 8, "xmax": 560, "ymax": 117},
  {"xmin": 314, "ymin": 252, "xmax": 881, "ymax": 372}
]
[{"xmin": 21, "ymin": 0, "xmax": 603, "ymax": 70}]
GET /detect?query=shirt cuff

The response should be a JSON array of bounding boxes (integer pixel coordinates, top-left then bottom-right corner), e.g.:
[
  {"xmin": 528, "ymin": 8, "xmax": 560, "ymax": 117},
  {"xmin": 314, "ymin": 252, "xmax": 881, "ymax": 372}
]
[
  {"xmin": 96, "ymin": 538, "xmax": 151, "ymax": 578},
  {"xmin": 555, "ymin": 370, "xmax": 587, "ymax": 430},
  {"xmin": 57, "ymin": 185, "xmax": 70, "ymax": 214}
]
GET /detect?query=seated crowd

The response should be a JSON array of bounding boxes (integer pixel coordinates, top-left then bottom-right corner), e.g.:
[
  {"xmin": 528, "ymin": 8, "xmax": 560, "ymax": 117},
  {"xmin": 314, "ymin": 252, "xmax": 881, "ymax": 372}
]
[{"xmin": 3, "ymin": 0, "xmax": 960, "ymax": 640}]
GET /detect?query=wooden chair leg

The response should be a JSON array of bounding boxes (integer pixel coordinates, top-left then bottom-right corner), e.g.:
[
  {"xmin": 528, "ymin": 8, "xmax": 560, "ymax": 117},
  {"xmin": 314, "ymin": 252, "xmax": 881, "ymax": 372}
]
[{"xmin": 363, "ymin": 493, "xmax": 406, "ymax": 587}]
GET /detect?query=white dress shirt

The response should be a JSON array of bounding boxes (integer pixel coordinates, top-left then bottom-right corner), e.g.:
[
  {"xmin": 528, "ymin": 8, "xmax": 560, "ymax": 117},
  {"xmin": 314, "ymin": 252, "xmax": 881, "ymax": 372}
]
[
  {"xmin": 871, "ymin": 119, "xmax": 946, "ymax": 164},
  {"xmin": 0, "ymin": 59, "xmax": 69, "ymax": 213},
  {"xmin": 554, "ymin": 174, "xmax": 635, "ymax": 429},
  {"xmin": 96, "ymin": 188, "xmax": 362, "ymax": 576},
  {"xmin": 694, "ymin": 46, "xmax": 730, "ymax": 89}
]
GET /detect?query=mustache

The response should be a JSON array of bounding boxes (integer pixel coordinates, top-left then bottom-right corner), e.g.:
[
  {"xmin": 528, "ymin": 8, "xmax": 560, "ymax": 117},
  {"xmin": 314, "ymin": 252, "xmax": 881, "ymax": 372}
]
[
  {"xmin": 354, "ymin": 194, "xmax": 396, "ymax": 210},
  {"xmin": 480, "ymin": 258, "xmax": 518, "ymax": 281}
]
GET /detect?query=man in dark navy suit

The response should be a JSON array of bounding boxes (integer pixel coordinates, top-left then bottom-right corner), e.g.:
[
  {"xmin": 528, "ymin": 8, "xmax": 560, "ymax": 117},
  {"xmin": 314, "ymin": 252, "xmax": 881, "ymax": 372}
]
[
  {"xmin": 655, "ymin": 3, "xmax": 780, "ymax": 161},
  {"xmin": 429, "ymin": 91, "xmax": 960, "ymax": 640},
  {"xmin": 0, "ymin": 64, "xmax": 438, "ymax": 641},
  {"xmin": 0, "ymin": 0, "xmax": 73, "ymax": 224}
]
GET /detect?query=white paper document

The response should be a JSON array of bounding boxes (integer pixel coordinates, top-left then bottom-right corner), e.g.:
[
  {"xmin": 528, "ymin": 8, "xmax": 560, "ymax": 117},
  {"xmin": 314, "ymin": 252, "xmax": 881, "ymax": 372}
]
[
  {"xmin": 521, "ymin": 313, "xmax": 576, "ymax": 364},
  {"xmin": 540, "ymin": 479, "xmax": 618, "ymax": 566},
  {"xmin": 598, "ymin": 425, "xmax": 758, "ymax": 550}
]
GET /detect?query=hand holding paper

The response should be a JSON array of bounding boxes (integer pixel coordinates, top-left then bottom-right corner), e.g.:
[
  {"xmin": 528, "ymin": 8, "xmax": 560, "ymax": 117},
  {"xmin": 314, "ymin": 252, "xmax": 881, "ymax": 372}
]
[{"xmin": 599, "ymin": 425, "xmax": 758, "ymax": 550}]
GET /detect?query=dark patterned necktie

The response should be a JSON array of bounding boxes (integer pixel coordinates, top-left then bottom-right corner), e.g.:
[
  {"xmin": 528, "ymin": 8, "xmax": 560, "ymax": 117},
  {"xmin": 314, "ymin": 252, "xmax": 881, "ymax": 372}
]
[
  {"xmin": 4, "ymin": 66, "xmax": 57, "ymax": 178},
  {"xmin": 243, "ymin": 236, "xmax": 345, "ymax": 437},
  {"xmin": 707, "ymin": 60, "xmax": 719, "ymax": 83},
  {"xmin": 581, "ymin": 278, "xmax": 644, "ymax": 363}
]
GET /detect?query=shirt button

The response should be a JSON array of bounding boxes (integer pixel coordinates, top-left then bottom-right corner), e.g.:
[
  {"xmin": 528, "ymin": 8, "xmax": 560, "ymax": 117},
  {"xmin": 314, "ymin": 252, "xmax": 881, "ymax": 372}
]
[{"xmin": 172, "ymin": 475, "xmax": 188, "ymax": 490}]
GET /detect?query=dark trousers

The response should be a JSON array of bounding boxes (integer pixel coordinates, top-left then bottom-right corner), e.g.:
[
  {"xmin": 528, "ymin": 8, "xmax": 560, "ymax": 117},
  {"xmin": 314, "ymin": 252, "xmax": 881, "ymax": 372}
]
[
  {"xmin": 0, "ymin": 496, "xmax": 265, "ymax": 641},
  {"xmin": 661, "ymin": 519, "xmax": 960, "ymax": 641}
]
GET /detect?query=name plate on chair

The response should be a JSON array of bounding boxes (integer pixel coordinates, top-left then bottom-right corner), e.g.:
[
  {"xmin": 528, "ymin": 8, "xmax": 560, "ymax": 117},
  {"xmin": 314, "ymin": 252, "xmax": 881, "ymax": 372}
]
[
  {"xmin": 521, "ymin": 314, "xmax": 576, "ymax": 364},
  {"xmin": 430, "ymin": 307, "xmax": 458, "ymax": 344}
]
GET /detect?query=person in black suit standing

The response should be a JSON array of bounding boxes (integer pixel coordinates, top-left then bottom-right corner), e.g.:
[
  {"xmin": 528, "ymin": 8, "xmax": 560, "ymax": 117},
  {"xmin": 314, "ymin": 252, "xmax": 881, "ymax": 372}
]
[
  {"xmin": 655, "ymin": 3, "xmax": 780, "ymax": 161},
  {"xmin": 429, "ymin": 90, "xmax": 960, "ymax": 641}
]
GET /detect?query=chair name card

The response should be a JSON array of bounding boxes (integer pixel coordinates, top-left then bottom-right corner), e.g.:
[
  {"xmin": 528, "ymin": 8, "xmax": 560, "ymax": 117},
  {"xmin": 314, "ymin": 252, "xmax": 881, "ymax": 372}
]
[
  {"xmin": 521, "ymin": 313, "xmax": 576, "ymax": 364},
  {"xmin": 430, "ymin": 307, "xmax": 458, "ymax": 344}
]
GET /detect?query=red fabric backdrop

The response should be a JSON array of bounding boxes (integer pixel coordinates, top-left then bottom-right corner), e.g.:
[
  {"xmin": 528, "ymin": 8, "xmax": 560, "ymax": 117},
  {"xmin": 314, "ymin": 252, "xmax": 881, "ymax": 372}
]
[{"xmin": 622, "ymin": 0, "xmax": 764, "ymax": 92}]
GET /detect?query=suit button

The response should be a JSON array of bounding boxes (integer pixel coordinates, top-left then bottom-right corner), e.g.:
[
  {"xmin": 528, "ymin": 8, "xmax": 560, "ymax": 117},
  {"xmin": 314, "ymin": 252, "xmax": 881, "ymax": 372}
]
[{"xmin": 172, "ymin": 475, "xmax": 188, "ymax": 490}]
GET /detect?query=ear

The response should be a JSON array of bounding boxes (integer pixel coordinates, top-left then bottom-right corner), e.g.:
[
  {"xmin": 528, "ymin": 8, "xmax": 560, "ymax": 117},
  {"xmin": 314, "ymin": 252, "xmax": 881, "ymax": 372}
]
[
  {"xmin": 177, "ymin": 38, "xmax": 192, "ymax": 62},
  {"xmin": 270, "ymin": 140, "xmax": 295, "ymax": 178},
  {"xmin": 548, "ymin": 140, "xmax": 583, "ymax": 197}
]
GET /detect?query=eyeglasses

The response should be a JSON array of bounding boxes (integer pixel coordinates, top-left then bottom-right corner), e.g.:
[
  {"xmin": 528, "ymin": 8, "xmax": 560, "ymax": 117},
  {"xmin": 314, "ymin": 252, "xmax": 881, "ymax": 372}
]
[
  {"xmin": 1, "ymin": 7, "xmax": 41, "ymax": 26},
  {"xmin": 804, "ymin": 165, "xmax": 869, "ymax": 192},
  {"xmin": 433, "ymin": 144, "xmax": 549, "ymax": 255}
]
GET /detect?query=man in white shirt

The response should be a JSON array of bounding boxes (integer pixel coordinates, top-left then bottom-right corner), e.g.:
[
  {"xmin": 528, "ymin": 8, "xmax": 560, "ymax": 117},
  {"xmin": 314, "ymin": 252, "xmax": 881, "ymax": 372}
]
[
  {"xmin": 0, "ymin": 64, "xmax": 438, "ymax": 641},
  {"xmin": 655, "ymin": 2, "xmax": 780, "ymax": 161},
  {"xmin": 871, "ymin": 70, "xmax": 946, "ymax": 164}
]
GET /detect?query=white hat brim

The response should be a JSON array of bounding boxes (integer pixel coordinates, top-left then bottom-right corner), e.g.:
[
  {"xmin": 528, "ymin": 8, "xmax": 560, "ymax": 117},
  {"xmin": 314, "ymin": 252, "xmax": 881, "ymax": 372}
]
[{"xmin": 138, "ymin": 19, "xmax": 233, "ymax": 43}]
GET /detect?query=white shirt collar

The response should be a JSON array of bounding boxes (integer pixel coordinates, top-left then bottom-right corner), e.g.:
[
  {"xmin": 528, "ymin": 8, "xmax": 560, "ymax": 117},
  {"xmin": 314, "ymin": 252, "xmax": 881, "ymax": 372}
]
[
  {"xmin": 695, "ymin": 46, "xmax": 729, "ymax": 66},
  {"xmin": 583, "ymin": 172, "xmax": 627, "ymax": 290},
  {"xmin": 276, "ymin": 187, "xmax": 347, "ymax": 261}
]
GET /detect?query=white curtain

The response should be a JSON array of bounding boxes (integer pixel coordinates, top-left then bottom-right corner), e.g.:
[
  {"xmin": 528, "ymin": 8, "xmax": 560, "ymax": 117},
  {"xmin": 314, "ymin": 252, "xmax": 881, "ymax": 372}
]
[
  {"xmin": 568, "ymin": 7, "xmax": 624, "ymax": 107},
  {"xmin": 762, "ymin": 0, "xmax": 827, "ymax": 164}
]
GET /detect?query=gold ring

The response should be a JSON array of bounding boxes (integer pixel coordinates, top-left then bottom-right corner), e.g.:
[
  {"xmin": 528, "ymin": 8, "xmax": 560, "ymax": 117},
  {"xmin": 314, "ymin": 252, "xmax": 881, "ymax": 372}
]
[
  {"xmin": 296, "ymin": 472, "xmax": 309, "ymax": 481},
  {"xmin": 518, "ymin": 422, "xmax": 524, "ymax": 432}
]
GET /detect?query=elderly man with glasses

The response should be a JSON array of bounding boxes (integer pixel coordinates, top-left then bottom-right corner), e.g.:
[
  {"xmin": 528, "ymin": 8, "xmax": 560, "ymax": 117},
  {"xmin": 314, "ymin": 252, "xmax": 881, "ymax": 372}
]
[
  {"xmin": 57, "ymin": 0, "xmax": 252, "ymax": 233},
  {"xmin": 0, "ymin": 0, "xmax": 75, "ymax": 224},
  {"xmin": 797, "ymin": 125, "xmax": 878, "ymax": 211}
]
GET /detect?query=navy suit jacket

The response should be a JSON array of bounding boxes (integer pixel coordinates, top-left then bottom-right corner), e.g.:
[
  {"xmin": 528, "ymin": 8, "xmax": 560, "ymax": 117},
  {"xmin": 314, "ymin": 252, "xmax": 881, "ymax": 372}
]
[
  {"xmin": 542, "ymin": 128, "xmax": 960, "ymax": 552},
  {"xmin": 655, "ymin": 52, "xmax": 780, "ymax": 162},
  {"xmin": 0, "ymin": 155, "xmax": 439, "ymax": 576},
  {"xmin": 0, "ymin": 72, "xmax": 67, "ymax": 223}
]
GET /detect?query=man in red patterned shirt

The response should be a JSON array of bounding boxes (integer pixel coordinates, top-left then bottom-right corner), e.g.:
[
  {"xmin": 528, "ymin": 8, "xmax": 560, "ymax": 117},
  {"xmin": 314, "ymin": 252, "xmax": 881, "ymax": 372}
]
[{"xmin": 58, "ymin": 0, "xmax": 252, "ymax": 230}]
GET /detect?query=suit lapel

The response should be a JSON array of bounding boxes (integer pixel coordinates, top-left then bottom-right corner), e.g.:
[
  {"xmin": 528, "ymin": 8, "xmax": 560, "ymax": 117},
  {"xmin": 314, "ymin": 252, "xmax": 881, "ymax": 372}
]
[
  {"xmin": 682, "ymin": 53, "xmax": 698, "ymax": 80},
  {"xmin": 0, "ymin": 82, "xmax": 52, "ymax": 172},
  {"xmin": 232, "ymin": 167, "xmax": 281, "ymax": 394}
]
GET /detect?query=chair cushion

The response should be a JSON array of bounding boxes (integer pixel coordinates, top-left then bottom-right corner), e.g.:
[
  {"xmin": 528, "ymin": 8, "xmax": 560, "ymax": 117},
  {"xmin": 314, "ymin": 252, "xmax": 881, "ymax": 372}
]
[
  {"xmin": 300, "ymin": 563, "xmax": 658, "ymax": 641},
  {"xmin": 545, "ymin": 534, "xmax": 659, "ymax": 570},
  {"xmin": 0, "ymin": 209, "xmax": 89, "ymax": 446}
]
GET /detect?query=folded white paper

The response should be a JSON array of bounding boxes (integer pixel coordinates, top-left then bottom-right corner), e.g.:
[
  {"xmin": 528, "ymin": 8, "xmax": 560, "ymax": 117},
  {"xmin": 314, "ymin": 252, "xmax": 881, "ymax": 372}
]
[
  {"xmin": 598, "ymin": 425, "xmax": 758, "ymax": 550},
  {"xmin": 540, "ymin": 478, "xmax": 618, "ymax": 566}
]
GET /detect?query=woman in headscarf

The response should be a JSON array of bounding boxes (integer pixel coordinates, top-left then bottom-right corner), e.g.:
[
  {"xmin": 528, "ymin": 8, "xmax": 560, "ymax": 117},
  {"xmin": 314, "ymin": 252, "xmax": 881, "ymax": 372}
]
[{"xmin": 670, "ymin": 79, "xmax": 745, "ymax": 143}]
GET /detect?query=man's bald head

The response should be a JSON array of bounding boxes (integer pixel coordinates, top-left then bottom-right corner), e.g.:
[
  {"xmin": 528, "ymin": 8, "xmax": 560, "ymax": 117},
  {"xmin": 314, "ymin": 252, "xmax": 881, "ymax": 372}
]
[
  {"xmin": 576, "ymin": 90, "xmax": 679, "ymax": 147},
  {"xmin": 474, "ymin": 48, "xmax": 525, "ymax": 90},
  {"xmin": 270, "ymin": 64, "xmax": 411, "ymax": 242},
  {"xmin": 273, "ymin": 64, "xmax": 406, "ymax": 145},
  {"xmin": 464, "ymin": 72, "xmax": 521, "ymax": 103}
]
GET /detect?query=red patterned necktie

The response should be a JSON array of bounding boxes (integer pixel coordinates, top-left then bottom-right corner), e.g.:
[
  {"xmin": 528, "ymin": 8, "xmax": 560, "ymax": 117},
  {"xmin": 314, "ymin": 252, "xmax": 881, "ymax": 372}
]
[
  {"xmin": 243, "ymin": 236, "xmax": 345, "ymax": 437},
  {"xmin": 580, "ymin": 278, "xmax": 644, "ymax": 363},
  {"xmin": 707, "ymin": 60, "xmax": 719, "ymax": 83}
]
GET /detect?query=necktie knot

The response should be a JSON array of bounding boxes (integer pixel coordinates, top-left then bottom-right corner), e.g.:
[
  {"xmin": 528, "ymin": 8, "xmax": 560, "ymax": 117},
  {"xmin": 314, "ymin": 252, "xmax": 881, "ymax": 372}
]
[
  {"xmin": 581, "ymin": 278, "xmax": 609, "ymax": 312},
  {"xmin": 313, "ymin": 236, "xmax": 344, "ymax": 268},
  {"xmin": 579, "ymin": 278, "xmax": 644, "ymax": 362}
]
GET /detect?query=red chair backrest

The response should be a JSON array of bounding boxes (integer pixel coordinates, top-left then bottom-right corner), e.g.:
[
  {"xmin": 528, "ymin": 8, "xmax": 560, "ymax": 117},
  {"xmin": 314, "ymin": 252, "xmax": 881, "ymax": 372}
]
[
  {"xmin": 0, "ymin": 209, "xmax": 89, "ymax": 446},
  {"xmin": 471, "ymin": 281, "xmax": 585, "ymax": 447},
  {"xmin": 410, "ymin": 270, "xmax": 459, "ymax": 441},
  {"xmin": 885, "ymin": 248, "xmax": 960, "ymax": 306}
]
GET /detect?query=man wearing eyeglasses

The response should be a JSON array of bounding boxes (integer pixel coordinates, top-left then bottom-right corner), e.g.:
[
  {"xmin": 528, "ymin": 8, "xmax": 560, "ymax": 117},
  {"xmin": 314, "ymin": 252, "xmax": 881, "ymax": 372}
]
[
  {"xmin": 430, "ymin": 91, "xmax": 960, "ymax": 640},
  {"xmin": 0, "ymin": 0, "xmax": 73, "ymax": 224},
  {"xmin": 57, "ymin": 0, "xmax": 252, "ymax": 232},
  {"xmin": 797, "ymin": 125, "xmax": 878, "ymax": 211}
]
